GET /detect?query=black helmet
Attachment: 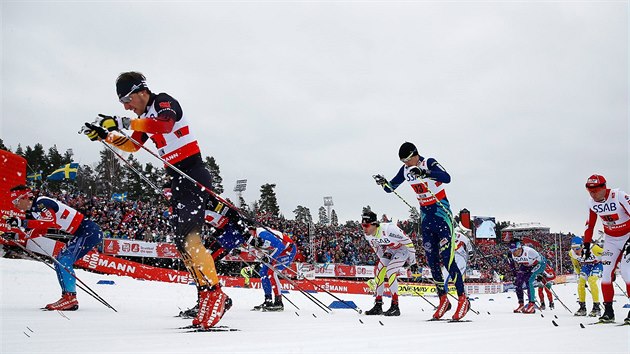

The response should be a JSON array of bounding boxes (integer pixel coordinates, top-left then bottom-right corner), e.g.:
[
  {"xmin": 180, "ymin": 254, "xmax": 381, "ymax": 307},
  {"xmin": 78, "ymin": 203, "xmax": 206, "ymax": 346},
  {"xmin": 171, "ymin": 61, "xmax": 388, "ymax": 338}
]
[
  {"xmin": 361, "ymin": 210, "xmax": 378, "ymax": 225},
  {"xmin": 398, "ymin": 142, "xmax": 418, "ymax": 161},
  {"xmin": 116, "ymin": 72, "xmax": 149, "ymax": 100}
]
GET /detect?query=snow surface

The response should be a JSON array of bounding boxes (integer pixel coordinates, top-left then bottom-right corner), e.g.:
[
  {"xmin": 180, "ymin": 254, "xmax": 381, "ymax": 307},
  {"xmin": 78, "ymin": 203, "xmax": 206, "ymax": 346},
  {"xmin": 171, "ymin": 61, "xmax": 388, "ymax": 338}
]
[{"xmin": 1, "ymin": 258, "xmax": 628, "ymax": 354}]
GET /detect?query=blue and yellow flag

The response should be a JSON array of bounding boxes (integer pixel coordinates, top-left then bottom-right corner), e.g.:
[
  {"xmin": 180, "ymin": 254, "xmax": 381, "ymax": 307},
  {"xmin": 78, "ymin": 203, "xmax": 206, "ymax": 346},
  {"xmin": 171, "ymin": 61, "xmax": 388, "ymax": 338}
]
[
  {"xmin": 27, "ymin": 171, "xmax": 42, "ymax": 181},
  {"xmin": 47, "ymin": 163, "xmax": 79, "ymax": 181},
  {"xmin": 111, "ymin": 192, "xmax": 128, "ymax": 202}
]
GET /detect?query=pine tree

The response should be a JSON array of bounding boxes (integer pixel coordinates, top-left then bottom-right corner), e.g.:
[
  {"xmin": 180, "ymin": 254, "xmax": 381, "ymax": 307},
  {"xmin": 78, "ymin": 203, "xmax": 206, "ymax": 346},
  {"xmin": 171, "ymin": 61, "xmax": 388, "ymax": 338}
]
[
  {"xmin": 95, "ymin": 147, "xmax": 123, "ymax": 196},
  {"xmin": 330, "ymin": 209, "xmax": 338, "ymax": 226},
  {"xmin": 15, "ymin": 144, "xmax": 24, "ymax": 156},
  {"xmin": 24, "ymin": 144, "xmax": 46, "ymax": 175},
  {"xmin": 0, "ymin": 138, "xmax": 8, "ymax": 151},
  {"xmin": 293, "ymin": 205, "xmax": 313, "ymax": 224},
  {"xmin": 318, "ymin": 206, "xmax": 329, "ymax": 225},
  {"xmin": 204, "ymin": 156, "xmax": 223, "ymax": 194},
  {"xmin": 258, "ymin": 183, "xmax": 280, "ymax": 217},
  {"xmin": 77, "ymin": 164, "xmax": 98, "ymax": 197},
  {"xmin": 122, "ymin": 154, "xmax": 146, "ymax": 200},
  {"xmin": 45, "ymin": 145, "xmax": 65, "ymax": 175}
]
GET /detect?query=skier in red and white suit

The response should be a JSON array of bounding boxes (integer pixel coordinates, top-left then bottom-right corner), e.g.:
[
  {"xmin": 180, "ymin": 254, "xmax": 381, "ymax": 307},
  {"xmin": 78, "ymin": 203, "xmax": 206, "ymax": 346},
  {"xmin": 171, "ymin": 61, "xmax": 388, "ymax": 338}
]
[{"xmin": 583, "ymin": 174, "xmax": 630, "ymax": 324}]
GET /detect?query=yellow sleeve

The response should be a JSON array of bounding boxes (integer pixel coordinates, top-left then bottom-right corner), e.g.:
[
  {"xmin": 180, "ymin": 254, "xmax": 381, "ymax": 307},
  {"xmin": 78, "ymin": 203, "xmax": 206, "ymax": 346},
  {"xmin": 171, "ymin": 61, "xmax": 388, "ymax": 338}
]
[
  {"xmin": 592, "ymin": 245, "xmax": 604, "ymax": 258},
  {"xmin": 569, "ymin": 251, "xmax": 580, "ymax": 274}
]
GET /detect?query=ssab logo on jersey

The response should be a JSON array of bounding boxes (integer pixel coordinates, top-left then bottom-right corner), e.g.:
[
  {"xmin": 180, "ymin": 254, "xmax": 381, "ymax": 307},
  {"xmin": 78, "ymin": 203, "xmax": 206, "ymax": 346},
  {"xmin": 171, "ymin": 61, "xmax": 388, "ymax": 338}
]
[{"xmin": 592, "ymin": 203, "xmax": 617, "ymax": 213}]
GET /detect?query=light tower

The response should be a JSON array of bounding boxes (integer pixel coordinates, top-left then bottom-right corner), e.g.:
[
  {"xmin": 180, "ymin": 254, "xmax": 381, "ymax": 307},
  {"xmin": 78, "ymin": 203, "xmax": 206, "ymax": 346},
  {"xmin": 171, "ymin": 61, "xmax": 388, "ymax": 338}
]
[
  {"xmin": 234, "ymin": 179, "xmax": 248, "ymax": 207},
  {"xmin": 323, "ymin": 196, "xmax": 333, "ymax": 225}
]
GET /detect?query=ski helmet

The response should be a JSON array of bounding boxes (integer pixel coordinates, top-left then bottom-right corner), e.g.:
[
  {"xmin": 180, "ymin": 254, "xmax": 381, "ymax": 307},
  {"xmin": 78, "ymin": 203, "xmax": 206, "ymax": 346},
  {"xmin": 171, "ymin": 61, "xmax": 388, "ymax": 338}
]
[
  {"xmin": 508, "ymin": 238, "xmax": 522, "ymax": 251},
  {"xmin": 116, "ymin": 72, "xmax": 149, "ymax": 101},
  {"xmin": 571, "ymin": 236, "xmax": 583, "ymax": 248},
  {"xmin": 585, "ymin": 174, "xmax": 606, "ymax": 189},
  {"xmin": 398, "ymin": 142, "xmax": 418, "ymax": 161},
  {"xmin": 361, "ymin": 211, "xmax": 378, "ymax": 225}
]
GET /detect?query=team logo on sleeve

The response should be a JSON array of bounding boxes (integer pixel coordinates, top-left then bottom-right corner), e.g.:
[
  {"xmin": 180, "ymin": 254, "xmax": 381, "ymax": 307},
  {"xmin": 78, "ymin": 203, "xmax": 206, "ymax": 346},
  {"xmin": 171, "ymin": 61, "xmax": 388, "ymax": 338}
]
[{"xmin": 159, "ymin": 101, "xmax": 171, "ymax": 109}]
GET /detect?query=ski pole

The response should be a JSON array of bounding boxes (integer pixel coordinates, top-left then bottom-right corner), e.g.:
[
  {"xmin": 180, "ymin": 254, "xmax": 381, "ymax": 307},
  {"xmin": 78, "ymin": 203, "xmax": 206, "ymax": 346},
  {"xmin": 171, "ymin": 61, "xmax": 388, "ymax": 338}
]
[
  {"xmin": 614, "ymin": 281, "xmax": 628, "ymax": 297},
  {"xmin": 549, "ymin": 287, "xmax": 572, "ymax": 314},
  {"xmin": 236, "ymin": 254, "xmax": 300, "ymax": 311},
  {"xmin": 0, "ymin": 233, "xmax": 117, "ymax": 312},
  {"xmin": 99, "ymin": 141, "xmax": 163, "ymax": 194},
  {"xmin": 261, "ymin": 253, "xmax": 364, "ymax": 315},
  {"xmin": 252, "ymin": 253, "xmax": 332, "ymax": 314}
]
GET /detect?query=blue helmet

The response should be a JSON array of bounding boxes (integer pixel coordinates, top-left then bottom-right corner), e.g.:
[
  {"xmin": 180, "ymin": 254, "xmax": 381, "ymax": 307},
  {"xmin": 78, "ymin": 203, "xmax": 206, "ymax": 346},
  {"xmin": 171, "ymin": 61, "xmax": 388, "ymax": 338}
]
[
  {"xmin": 509, "ymin": 239, "xmax": 521, "ymax": 251},
  {"xmin": 571, "ymin": 236, "xmax": 583, "ymax": 248}
]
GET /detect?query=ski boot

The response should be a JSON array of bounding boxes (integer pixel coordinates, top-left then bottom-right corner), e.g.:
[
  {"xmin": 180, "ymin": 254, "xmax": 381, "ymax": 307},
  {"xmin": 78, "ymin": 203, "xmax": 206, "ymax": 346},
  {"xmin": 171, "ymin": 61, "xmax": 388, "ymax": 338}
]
[
  {"xmin": 178, "ymin": 304, "xmax": 198, "ymax": 318},
  {"xmin": 253, "ymin": 296, "xmax": 273, "ymax": 311},
  {"xmin": 432, "ymin": 294, "xmax": 451, "ymax": 319},
  {"xmin": 383, "ymin": 302, "xmax": 400, "ymax": 317},
  {"xmin": 588, "ymin": 302, "xmax": 601, "ymax": 317},
  {"xmin": 224, "ymin": 296, "xmax": 233, "ymax": 312},
  {"xmin": 574, "ymin": 302, "xmax": 587, "ymax": 316},
  {"xmin": 452, "ymin": 294, "xmax": 470, "ymax": 321},
  {"xmin": 539, "ymin": 302, "xmax": 546, "ymax": 310},
  {"xmin": 549, "ymin": 301, "xmax": 554, "ymax": 310},
  {"xmin": 365, "ymin": 299, "xmax": 383, "ymax": 315},
  {"xmin": 522, "ymin": 302, "xmax": 536, "ymax": 314},
  {"xmin": 598, "ymin": 302, "xmax": 615, "ymax": 323},
  {"xmin": 513, "ymin": 302, "xmax": 525, "ymax": 313},
  {"xmin": 44, "ymin": 292, "xmax": 79, "ymax": 311},
  {"xmin": 263, "ymin": 295, "xmax": 284, "ymax": 312},
  {"xmin": 192, "ymin": 285, "xmax": 227, "ymax": 329}
]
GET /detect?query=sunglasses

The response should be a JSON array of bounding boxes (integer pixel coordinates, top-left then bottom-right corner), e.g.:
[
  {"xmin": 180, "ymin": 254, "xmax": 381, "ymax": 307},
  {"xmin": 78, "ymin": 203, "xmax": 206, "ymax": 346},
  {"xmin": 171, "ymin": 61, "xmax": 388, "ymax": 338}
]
[
  {"xmin": 361, "ymin": 223, "xmax": 374, "ymax": 228},
  {"xmin": 119, "ymin": 83, "xmax": 145, "ymax": 103},
  {"xmin": 400, "ymin": 151, "xmax": 415, "ymax": 163}
]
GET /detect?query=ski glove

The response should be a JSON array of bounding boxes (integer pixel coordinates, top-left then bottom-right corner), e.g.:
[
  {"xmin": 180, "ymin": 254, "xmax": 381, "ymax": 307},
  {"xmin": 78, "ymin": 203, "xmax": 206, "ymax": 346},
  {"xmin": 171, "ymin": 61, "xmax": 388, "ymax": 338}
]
[
  {"xmin": 409, "ymin": 166, "xmax": 429, "ymax": 179},
  {"xmin": 373, "ymin": 175, "xmax": 388, "ymax": 186},
  {"xmin": 84, "ymin": 122, "xmax": 109, "ymax": 141},
  {"xmin": 409, "ymin": 263, "xmax": 419, "ymax": 274},
  {"xmin": 583, "ymin": 242, "xmax": 591, "ymax": 261},
  {"xmin": 97, "ymin": 114, "xmax": 131, "ymax": 131}
]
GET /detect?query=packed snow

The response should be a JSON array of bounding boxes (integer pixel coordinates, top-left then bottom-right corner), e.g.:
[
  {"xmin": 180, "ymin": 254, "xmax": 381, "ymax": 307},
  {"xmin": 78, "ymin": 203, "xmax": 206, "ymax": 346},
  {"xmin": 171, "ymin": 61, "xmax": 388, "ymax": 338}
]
[{"xmin": 1, "ymin": 258, "xmax": 628, "ymax": 354}]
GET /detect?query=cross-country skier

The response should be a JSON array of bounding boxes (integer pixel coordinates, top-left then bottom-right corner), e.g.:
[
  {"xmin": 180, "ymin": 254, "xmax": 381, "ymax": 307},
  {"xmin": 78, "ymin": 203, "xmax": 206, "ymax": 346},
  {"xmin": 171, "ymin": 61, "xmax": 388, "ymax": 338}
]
[
  {"xmin": 247, "ymin": 226, "xmax": 296, "ymax": 311},
  {"xmin": 582, "ymin": 174, "xmax": 630, "ymax": 324},
  {"xmin": 507, "ymin": 249, "xmax": 532, "ymax": 313},
  {"xmin": 534, "ymin": 263, "xmax": 555, "ymax": 310},
  {"xmin": 569, "ymin": 236, "xmax": 603, "ymax": 317},
  {"xmin": 374, "ymin": 142, "xmax": 469, "ymax": 320},
  {"xmin": 241, "ymin": 266, "xmax": 254, "ymax": 288},
  {"xmin": 83, "ymin": 71, "xmax": 240, "ymax": 329},
  {"xmin": 509, "ymin": 239, "xmax": 548, "ymax": 314},
  {"xmin": 361, "ymin": 210, "xmax": 416, "ymax": 317},
  {"xmin": 442, "ymin": 222, "xmax": 473, "ymax": 279},
  {"xmin": 8, "ymin": 185, "xmax": 103, "ymax": 311}
]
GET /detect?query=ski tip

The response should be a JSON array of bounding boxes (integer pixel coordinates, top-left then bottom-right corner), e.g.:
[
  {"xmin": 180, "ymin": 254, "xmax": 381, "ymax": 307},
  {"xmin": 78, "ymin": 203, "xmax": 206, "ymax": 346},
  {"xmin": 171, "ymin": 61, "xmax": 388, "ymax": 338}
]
[
  {"xmin": 552, "ymin": 320, "xmax": 558, "ymax": 327},
  {"xmin": 379, "ymin": 320, "xmax": 384, "ymax": 326},
  {"xmin": 359, "ymin": 319, "xmax": 364, "ymax": 324},
  {"xmin": 312, "ymin": 313, "xmax": 317, "ymax": 318},
  {"xmin": 295, "ymin": 312, "xmax": 299, "ymax": 317},
  {"xmin": 580, "ymin": 323, "xmax": 585, "ymax": 328}
]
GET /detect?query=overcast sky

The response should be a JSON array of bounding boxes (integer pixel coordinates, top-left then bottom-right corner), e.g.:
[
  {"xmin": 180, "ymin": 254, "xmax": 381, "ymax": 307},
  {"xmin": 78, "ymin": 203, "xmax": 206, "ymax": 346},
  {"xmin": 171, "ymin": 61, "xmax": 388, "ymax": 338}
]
[{"xmin": 2, "ymin": 1, "xmax": 628, "ymax": 234}]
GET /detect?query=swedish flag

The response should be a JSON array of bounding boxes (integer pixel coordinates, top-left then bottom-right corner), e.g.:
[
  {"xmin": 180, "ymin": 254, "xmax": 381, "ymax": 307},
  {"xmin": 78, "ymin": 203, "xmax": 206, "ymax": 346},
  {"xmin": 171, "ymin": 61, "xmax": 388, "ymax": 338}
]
[
  {"xmin": 111, "ymin": 192, "xmax": 128, "ymax": 201},
  {"xmin": 27, "ymin": 171, "xmax": 42, "ymax": 181},
  {"xmin": 47, "ymin": 163, "xmax": 79, "ymax": 181}
]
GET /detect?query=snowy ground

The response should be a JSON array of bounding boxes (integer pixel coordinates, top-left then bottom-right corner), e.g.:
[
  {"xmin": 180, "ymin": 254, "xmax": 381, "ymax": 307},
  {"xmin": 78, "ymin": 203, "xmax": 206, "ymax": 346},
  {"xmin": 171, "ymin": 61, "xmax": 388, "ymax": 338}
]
[{"xmin": 1, "ymin": 258, "xmax": 628, "ymax": 354}]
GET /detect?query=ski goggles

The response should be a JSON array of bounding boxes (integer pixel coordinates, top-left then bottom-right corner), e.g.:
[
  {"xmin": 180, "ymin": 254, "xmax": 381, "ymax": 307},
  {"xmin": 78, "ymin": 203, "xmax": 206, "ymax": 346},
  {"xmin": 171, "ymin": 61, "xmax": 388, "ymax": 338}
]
[
  {"xmin": 118, "ymin": 82, "xmax": 147, "ymax": 103},
  {"xmin": 400, "ymin": 151, "xmax": 415, "ymax": 163}
]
